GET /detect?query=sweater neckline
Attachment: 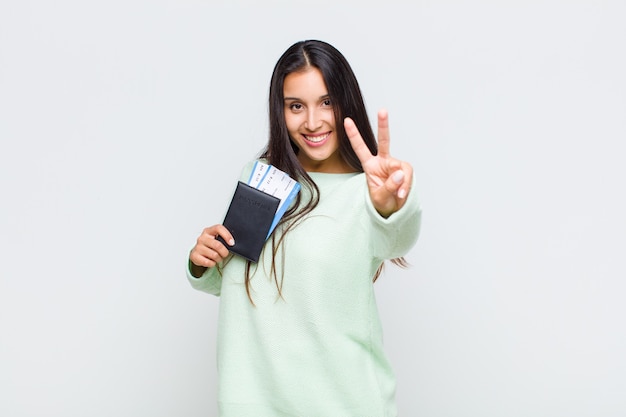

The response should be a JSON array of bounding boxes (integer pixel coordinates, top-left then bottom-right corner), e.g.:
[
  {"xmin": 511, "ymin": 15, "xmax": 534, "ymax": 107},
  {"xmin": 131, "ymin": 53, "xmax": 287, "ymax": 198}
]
[
  {"xmin": 307, "ymin": 171, "xmax": 359, "ymax": 177},
  {"xmin": 306, "ymin": 171, "xmax": 360, "ymax": 187}
]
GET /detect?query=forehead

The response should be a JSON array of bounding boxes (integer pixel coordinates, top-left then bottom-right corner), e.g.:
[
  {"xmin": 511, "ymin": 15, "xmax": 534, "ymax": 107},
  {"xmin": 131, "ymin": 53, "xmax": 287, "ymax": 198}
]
[{"xmin": 283, "ymin": 68, "xmax": 328, "ymax": 98}]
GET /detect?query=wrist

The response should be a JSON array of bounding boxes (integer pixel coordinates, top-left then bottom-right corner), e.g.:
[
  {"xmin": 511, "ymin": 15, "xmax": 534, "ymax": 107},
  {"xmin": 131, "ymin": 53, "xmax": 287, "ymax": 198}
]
[{"xmin": 189, "ymin": 259, "xmax": 208, "ymax": 278}]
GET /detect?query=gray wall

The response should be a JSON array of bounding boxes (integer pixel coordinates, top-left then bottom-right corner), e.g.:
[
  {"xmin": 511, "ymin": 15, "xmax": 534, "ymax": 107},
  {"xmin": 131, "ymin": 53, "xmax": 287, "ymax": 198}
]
[{"xmin": 1, "ymin": 1, "xmax": 625, "ymax": 416}]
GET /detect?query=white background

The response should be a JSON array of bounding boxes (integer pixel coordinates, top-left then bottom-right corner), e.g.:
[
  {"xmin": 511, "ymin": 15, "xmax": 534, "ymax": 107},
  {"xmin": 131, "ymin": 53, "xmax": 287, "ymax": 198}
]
[{"xmin": 1, "ymin": 1, "xmax": 625, "ymax": 416}]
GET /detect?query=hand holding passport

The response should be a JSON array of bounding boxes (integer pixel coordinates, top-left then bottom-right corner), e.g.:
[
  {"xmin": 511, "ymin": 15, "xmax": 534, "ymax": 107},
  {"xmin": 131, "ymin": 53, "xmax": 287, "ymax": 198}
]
[{"xmin": 217, "ymin": 162, "xmax": 300, "ymax": 263}]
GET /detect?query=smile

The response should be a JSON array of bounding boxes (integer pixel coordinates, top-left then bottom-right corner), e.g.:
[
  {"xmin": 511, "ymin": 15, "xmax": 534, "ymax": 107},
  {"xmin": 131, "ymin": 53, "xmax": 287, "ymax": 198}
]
[{"xmin": 303, "ymin": 132, "xmax": 331, "ymax": 144}]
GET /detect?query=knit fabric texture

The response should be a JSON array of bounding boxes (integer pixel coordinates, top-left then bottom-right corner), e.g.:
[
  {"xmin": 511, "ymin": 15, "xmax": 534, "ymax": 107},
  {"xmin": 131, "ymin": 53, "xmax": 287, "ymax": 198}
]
[{"xmin": 188, "ymin": 162, "xmax": 422, "ymax": 417}]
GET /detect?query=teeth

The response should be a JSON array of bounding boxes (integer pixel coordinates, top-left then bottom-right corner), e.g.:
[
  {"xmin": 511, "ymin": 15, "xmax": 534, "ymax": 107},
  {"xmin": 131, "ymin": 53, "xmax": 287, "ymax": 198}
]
[{"xmin": 304, "ymin": 133, "xmax": 330, "ymax": 143}]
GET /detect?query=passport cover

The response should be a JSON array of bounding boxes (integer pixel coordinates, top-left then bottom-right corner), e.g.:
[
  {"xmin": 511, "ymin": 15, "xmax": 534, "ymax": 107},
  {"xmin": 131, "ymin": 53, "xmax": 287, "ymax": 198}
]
[{"xmin": 217, "ymin": 181, "xmax": 280, "ymax": 263}]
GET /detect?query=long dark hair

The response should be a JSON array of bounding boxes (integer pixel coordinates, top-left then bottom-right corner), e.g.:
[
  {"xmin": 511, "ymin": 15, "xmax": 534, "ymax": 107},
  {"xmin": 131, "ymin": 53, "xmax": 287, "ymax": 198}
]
[
  {"xmin": 264, "ymin": 40, "xmax": 378, "ymax": 176},
  {"xmin": 242, "ymin": 40, "xmax": 404, "ymax": 303}
]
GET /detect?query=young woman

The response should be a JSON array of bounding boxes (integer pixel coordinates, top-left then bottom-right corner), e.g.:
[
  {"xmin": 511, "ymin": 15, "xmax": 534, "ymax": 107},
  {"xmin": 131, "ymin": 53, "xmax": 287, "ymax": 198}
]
[{"xmin": 188, "ymin": 40, "xmax": 421, "ymax": 416}]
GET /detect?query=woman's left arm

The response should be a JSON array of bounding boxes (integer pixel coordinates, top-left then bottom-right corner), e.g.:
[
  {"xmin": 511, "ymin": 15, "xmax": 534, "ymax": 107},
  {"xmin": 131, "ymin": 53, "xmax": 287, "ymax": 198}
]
[{"xmin": 346, "ymin": 109, "xmax": 421, "ymax": 259}]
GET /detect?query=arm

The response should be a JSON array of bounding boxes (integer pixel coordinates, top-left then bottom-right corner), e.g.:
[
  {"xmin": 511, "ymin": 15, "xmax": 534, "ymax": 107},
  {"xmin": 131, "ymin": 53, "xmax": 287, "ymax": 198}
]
[{"xmin": 345, "ymin": 109, "xmax": 421, "ymax": 258}]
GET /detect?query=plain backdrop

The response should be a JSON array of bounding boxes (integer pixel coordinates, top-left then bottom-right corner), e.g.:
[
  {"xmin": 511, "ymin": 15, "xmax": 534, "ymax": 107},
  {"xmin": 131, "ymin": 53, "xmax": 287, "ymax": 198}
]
[{"xmin": 1, "ymin": 1, "xmax": 625, "ymax": 416}]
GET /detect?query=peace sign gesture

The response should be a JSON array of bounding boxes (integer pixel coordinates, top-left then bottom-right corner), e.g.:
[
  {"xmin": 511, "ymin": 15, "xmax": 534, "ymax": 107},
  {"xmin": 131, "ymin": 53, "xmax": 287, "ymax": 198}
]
[{"xmin": 345, "ymin": 109, "xmax": 413, "ymax": 218}]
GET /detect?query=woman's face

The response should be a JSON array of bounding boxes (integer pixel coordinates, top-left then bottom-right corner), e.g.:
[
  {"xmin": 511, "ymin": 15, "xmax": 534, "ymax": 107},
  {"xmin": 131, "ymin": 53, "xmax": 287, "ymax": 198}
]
[{"xmin": 283, "ymin": 68, "xmax": 350, "ymax": 173}]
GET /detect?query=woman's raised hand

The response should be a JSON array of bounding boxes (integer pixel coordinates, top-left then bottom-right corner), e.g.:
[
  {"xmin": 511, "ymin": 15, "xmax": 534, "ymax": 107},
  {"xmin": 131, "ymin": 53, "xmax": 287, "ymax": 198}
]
[
  {"xmin": 189, "ymin": 225, "xmax": 234, "ymax": 276},
  {"xmin": 344, "ymin": 109, "xmax": 413, "ymax": 218}
]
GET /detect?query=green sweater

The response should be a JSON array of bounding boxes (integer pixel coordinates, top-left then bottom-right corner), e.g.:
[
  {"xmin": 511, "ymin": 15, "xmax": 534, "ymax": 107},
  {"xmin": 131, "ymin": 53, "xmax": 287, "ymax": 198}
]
[{"xmin": 188, "ymin": 163, "xmax": 421, "ymax": 417}]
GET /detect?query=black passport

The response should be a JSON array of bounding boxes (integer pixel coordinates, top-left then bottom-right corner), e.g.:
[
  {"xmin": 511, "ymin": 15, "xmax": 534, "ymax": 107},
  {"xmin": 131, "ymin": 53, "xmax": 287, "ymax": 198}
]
[{"xmin": 216, "ymin": 181, "xmax": 280, "ymax": 263}]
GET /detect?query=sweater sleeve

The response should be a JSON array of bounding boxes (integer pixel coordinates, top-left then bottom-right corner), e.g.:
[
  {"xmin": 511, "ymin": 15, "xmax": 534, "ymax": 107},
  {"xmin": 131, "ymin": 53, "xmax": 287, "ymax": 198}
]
[
  {"xmin": 187, "ymin": 260, "xmax": 223, "ymax": 296},
  {"xmin": 364, "ymin": 176, "xmax": 422, "ymax": 260}
]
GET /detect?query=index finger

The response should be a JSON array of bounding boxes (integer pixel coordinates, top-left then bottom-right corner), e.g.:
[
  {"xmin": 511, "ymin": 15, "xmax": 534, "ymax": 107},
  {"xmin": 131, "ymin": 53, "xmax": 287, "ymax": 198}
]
[
  {"xmin": 344, "ymin": 117, "xmax": 373, "ymax": 165},
  {"xmin": 377, "ymin": 109, "xmax": 390, "ymax": 158},
  {"xmin": 209, "ymin": 224, "xmax": 235, "ymax": 247}
]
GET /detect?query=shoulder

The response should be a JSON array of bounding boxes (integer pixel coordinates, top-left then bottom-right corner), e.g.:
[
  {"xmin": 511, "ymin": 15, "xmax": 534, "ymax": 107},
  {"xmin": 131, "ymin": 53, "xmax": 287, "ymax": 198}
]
[{"xmin": 238, "ymin": 159, "xmax": 267, "ymax": 182}]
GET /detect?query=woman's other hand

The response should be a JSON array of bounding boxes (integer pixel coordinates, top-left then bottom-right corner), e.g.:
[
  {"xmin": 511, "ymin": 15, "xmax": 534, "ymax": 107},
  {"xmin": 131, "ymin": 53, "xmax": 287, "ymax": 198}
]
[
  {"xmin": 189, "ymin": 225, "xmax": 234, "ymax": 277},
  {"xmin": 344, "ymin": 109, "xmax": 413, "ymax": 218}
]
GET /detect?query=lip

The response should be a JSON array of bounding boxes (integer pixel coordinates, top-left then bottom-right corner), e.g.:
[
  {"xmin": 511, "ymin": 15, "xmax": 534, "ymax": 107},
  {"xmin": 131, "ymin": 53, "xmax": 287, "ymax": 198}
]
[{"xmin": 302, "ymin": 131, "xmax": 331, "ymax": 147}]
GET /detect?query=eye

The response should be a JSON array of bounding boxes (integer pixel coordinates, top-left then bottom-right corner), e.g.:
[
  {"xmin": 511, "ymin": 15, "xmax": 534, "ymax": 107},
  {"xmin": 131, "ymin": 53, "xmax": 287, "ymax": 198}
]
[
  {"xmin": 322, "ymin": 98, "xmax": 332, "ymax": 107},
  {"xmin": 289, "ymin": 103, "xmax": 303, "ymax": 111}
]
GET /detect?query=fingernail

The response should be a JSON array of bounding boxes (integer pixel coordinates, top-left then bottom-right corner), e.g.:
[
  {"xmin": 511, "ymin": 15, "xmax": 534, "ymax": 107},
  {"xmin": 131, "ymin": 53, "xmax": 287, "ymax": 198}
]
[
  {"xmin": 229, "ymin": 239, "xmax": 235, "ymax": 246},
  {"xmin": 392, "ymin": 170, "xmax": 404, "ymax": 184}
]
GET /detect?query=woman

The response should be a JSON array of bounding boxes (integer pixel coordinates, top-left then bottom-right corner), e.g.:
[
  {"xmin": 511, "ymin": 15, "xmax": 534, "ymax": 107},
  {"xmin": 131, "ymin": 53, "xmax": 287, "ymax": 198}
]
[{"xmin": 188, "ymin": 40, "xmax": 421, "ymax": 416}]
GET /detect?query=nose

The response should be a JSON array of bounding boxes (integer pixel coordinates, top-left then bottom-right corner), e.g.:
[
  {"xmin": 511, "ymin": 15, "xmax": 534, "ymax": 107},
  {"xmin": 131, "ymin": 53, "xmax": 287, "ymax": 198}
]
[{"xmin": 304, "ymin": 108, "xmax": 322, "ymax": 131}]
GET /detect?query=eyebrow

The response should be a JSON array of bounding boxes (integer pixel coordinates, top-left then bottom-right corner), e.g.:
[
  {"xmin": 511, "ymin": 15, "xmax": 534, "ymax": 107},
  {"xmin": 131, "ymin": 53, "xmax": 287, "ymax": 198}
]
[{"xmin": 283, "ymin": 94, "xmax": 330, "ymax": 101}]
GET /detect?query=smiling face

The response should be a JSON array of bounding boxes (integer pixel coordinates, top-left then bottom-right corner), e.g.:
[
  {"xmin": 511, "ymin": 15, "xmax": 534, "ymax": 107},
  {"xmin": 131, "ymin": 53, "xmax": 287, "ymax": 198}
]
[{"xmin": 283, "ymin": 68, "xmax": 351, "ymax": 173}]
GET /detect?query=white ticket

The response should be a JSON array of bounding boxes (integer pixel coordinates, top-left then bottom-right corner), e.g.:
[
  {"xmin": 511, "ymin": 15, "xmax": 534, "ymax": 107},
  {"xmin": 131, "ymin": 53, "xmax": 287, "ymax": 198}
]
[{"xmin": 247, "ymin": 161, "xmax": 301, "ymax": 237}]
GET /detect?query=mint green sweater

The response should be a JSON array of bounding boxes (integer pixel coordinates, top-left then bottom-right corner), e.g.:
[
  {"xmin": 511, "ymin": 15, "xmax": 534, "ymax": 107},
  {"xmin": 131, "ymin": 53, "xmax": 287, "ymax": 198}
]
[{"xmin": 188, "ymin": 164, "xmax": 421, "ymax": 417}]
